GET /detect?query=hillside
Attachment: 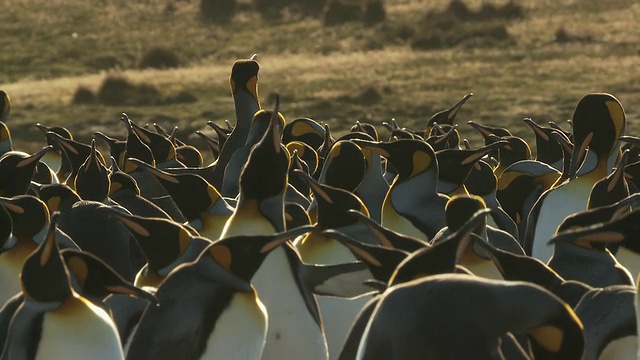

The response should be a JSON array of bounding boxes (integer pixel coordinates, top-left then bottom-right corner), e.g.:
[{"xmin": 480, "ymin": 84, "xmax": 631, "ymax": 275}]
[{"xmin": 2, "ymin": 0, "xmax": 640, "ymax": 152}]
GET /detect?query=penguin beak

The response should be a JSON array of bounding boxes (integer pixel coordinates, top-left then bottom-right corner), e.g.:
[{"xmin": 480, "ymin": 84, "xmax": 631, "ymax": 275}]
[
  {"xmin": 568, "ymin": 131, "xmax": 594, "ymax": 179},
  {"xmin": 18, "ymin": 145, "xmax": 54, "ymax": 168},
  {"xmin": 524, "ymin": 118, "xmax": 550, "ymax": 142},
  {"xmin": 259, "ymin": 225, "xmax": 314, "ymax": 254},
  {"xmin": 0, "ymin": 196, "xmax": 25, "ymax": 214}
]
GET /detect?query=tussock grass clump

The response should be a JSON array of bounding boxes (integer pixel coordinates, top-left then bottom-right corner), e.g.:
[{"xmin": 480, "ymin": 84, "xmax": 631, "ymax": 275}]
[
  {"xmin": 554, "ymin": 27, "xmax": 594, "ymax": 44},
  {"xmin": 139, "ymin": 47, "xmax": 181, "ymax": 70},
  {"xmin": 411, "ymin": 0, "xmax": 522, "ymax": 50},
  {"xmin": 362, "ymin": 0, "xmax": 386, "ymax": 26},
  {"xmin": 71, "ymin": 87, "xmax": 96, "ymax": 105},
  {"xmin": 163, "ymin": 91, "xmax": 199, "ymax": 105},
  {"xmin": 200, "ymin": 0, "xmax": 237, "ymax": 22},
  {"xmin": 97, "ymin": 76, "xmax": 161, "ymax": 106},
  {"xmin": 324, "ymin": 0, "xmax": 363, "ymax": 26}
]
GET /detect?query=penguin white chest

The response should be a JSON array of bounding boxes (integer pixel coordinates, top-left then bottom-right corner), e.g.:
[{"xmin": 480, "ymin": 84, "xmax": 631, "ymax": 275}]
[
  {"xmin": 36, "ymin": 295, "xmax": 124, "ymax": 360},
  {"xmin": 532, "ymin": 184, "xmax": 590, "ymax": 262},
  {"xmin": 200, "ymin": 292, "xmax": 268, "ymax": 360},
  {"xmin": 597, "ymin": 335, "xmax": 637, "ymax": 360},
  {"xmin": 252, "ymin": 247, "xmax": 328, "ymax": 360}
]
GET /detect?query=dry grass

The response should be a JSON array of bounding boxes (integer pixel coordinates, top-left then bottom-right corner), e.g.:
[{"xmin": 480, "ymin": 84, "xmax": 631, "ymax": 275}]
[{"xmin": 2, "ymin": 0, "xmax": 640, "ymax": 153}]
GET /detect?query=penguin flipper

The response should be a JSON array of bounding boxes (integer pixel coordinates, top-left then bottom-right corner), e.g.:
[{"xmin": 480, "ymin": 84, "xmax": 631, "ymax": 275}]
[
  {"xmin": 300, "ymin": 261, "xmax": 373, "ymax": 299},
  {"xmin": 1, "ymin": 301, "xmax": 44, "ymax": 360},
  {"xmin": 0, "ymin": 293, "xmax": 23, "ymax": 353}
]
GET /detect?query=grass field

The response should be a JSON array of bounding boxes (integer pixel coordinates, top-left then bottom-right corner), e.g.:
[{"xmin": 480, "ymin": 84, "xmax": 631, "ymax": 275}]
[{"xmin": 2, "ymin": 0, "xmax": 640, "ymax": 154}]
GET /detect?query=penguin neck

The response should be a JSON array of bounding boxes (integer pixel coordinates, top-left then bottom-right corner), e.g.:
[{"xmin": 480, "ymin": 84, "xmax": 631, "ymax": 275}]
[{"xmin": 233, "ymin": 91, "xmax": 260, "ymax": 133}]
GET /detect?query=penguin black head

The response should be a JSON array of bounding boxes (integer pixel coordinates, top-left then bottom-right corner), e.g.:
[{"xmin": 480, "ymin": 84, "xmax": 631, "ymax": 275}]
[
  {"xmin": 286, "ymin": 141, "xmax": 319, "ymax": 175},
  {"xmin": 196, "ymin": 130, "xmax": 220, "ymax": 160},
  {"xmin": 351, "ymin": 138, "xmax": 437, "ymax": 182},
  {"xmin": 350, "ymin": 121, "xmax": 379, "ymax": 142},
  {"xmin": 282, "ymin": 117, "xmax": 325, "ymax": 149},
  {"xmin": 319, "ymin": 140, "xmax": 366, "ymax": 192},
  {"xmin": 465, "ymin": 160, "xmax": 496, "ymax": 198},
  {"xmin": 444, "ymin": 194, "xmax": 487, "ymax": 233},
  {"xmin": 587, "ymin": 149, "xmax": 630, "ymax": 209},
  {"xmin": 569, "ymin": 93, "xmax": 625, "ymax": 179},
  {"xmin": 20, "ymin": 214, "xmax": 71, "ymax": 303},
  {"xmin": 130, "ymin": 120, "xmax": 177, "ymax": 165},
  {"xmin": 61, "ymin": 248, "xmax": 157, "ymax": 305},
  {"xmin": 176, "ymin": 145, "xmax": 203, "ymax": 167},
  {"xmin": 426, "ymin": 93, "xmax": 473, "ymax": 130},
  {"xmin": 239, "ymin": 109, "xmax": 289, "ymax": 203},
  {"xmin": 38, "ymin": 183, "xmax": 81, "ymax": 214},
  {"xmin": 0, "ymin": 195, "xmax": 50, "ymax": 240},
  {"xmin": 230, "ymin": 57, "xmax": 260, "ymax": 104},
  {"xmin": 206, "ymin": 225, "xmax": 312, "ymax": 281},
  {"xmin": 74, "ymin": 139, "xmax": 111, "ymax": 202},
  {"xmin": 0, "ymin": 146, "xmax": 53, "ymax": 197}
]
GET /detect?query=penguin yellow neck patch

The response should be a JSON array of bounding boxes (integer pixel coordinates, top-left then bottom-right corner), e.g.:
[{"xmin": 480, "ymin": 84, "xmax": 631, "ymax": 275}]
[{"xmin": 528, "ymin": 325, "xmax": 564, "ymax": 353}]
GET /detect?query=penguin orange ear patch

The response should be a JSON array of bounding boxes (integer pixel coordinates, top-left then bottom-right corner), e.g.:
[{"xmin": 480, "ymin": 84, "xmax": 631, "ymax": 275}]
[
  {"xmin": 210, "ymin": 245, "xmax": 232, "ymax": 270},
  {"xmin": 528, "ymin": 325, "xmax": 564, "ymax": 353}
]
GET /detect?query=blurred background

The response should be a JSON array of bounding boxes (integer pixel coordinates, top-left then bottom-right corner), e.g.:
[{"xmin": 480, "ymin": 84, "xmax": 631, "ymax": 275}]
[{"xmin": 1, "ymin": 0, "xmax": 639, "ymax": 155}]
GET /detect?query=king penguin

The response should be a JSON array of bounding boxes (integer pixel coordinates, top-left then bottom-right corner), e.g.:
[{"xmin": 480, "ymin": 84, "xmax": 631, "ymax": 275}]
[
  {"xmin": 1, "ymin": 215, "xmax": 125, "ymax": 360},
  {"xmin": 350, "ymin": 138, "xmax": 448, "ymax": 241},
  {"xmin": 356, "ymin": 273, "xmax": 584, "ymax": 360},
  {"xmin": 526, "ymin": 93, "xmax": 626, "ymax": 262},
  {"xmin": 209, "ymin": 55, "xmax": 261, "ymax": 190},
  {"xmin": 0, "ymin": 90, "xmax": 10, "ymax": 123}
]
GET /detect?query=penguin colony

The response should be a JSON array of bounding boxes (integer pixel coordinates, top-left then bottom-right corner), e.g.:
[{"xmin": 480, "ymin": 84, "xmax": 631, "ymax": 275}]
[{"xmin": 0, "ymin": 56, "xmax": 638, "ymax": 360}]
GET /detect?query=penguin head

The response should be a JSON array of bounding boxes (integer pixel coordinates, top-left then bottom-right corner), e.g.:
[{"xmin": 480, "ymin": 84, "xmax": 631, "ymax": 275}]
[
  {"xmin": 122, "ymin": 113, "xmax": 156, "ymax": 167},
  {"xmin": 206, "ymin": 225, "xmax": 313, "ymax": 281},
  {"xmin": 587, "ymin": 149, "xmax": 630, "ymax": 209},
  {"xmin": 351, "ymin": 138, "xmax": 437, "ymax": 182},
  {"xmin": 20, "ymin": 214, "xmax": 72, "ymax": 304},
  {"xmin": 61, "ymin": 248, "xmax": 157, "ymax": 305},
  {"xmin": 0, "ymin": 195, "xmax": 50, "ymax": 241},
  {"xmin": 74, "ymin": 139, "xmax": 111, "ymax": 202},
  {"xmin": 0, "ymin": 146, "xmax": 53, "ymax": 196},
  {"xmin": 569, "ymin": 93, "xmax": 626, "ymax": 179},
  {"xmin": 318, "ymin": 140, "xmax": 366, "ymax": 192},
  {"xmin": 39, "ymin": 183, "xmax": 81, "ymax": 214},
  {"xmin": 350, "ymin": 121, "xmax": 379, "ymax": 142},
  {"xmin": 282, "ymin": 117, "xmax": 325, "ymax": 149},
  {"xmin": 230, "ymin": 57, "xmax": 260, "ymax": 105},
  {"xmin": 109, "ymin": 170, "xmax": 141, "ymax": 196},
  {"xmin": 426, "ymin": 93, "xmax": 473, "ymax": 130},
  {"xmin": 176, "ymin": 145, "xmax": 203, "ymax": 167},
  {"xmin": 130, "ymin": 120, "xmax": 177, "ymax": 164}
]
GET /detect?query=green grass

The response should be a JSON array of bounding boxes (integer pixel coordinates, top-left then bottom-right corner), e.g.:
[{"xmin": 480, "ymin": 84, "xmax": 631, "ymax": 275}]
[{"xmin": 2, "ymin": 0, "xmax": 640, "ymax": 153}]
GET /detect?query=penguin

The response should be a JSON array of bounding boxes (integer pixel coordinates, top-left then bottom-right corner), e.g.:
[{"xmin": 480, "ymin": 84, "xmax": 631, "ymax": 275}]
[
  {"xmin": 93, "ymin": 130, "xmax": 128, "ymax": 170},
  {"xmin": 0, "ymin": 146, "xmax": 52, "ymax": 197},
  {"xmin": 108, "ymin": 167, "xmax": 173, "ymax": 220},
  {"xmin": 175, "ymin": 144, "xmax": 204, "ymax": 168},
  {"xmin": 125, "ymin": 227, "xmax": 312, "ymax": 360},
  {"xmin": 350, "ymin": 121, "xmax": 379, "ymax": 142},
  {"xmin": 526, "ymin": 93, "xmax": 626, "ymax": 262},
  {"xmin": 74, "ymin": 139, "xmax": 111, "ymax": 202},
  {"xmin": 497, "ymin": 160, "xmax": 561, "ymax": 241},
  {"xmin": 222, "ymin": 105, "xmax": 286, "ymax": 198},
  {"xmin": 435, "ymin": 141, "xmax": 507, "ymax": 196},
  {"xmin": 390, "ymin": 209, "xmax": 491, "ymax": 286},
  {"xmin": 489, "ymin": 134, "xmax": 532, "ymax": 178},
  {"xmin": 127, "ymin": 119, "xmax": 182, "ymax": 169},
  {"xmin": 0, "ymin": 122, "xmax": 12, "ymax": 156},
  {"xmin": 1, "ymin": 216, "xmax": 125, "ymax": 360},
  {"xmin": 218, "ymin": 106, "xmax": 331, "ymax": 360},
  {"xmin": 282, "ymin": 117, "xmax": 327, "ymax": 150},
  {"xmin": 465, "ymin": 159, "xmax": 519, "ymax": 240},
  {"xmin": 548, "ymin": 224, "xmax": 635, "ymax": 288},
  {"xmin": 425, "ymin": 93, "xmax": 473, "ymax": 131},
  {"xmin": 196, "ymin": 130, "xmax": 221, "ymax": 162},
  {"xmin": 431, "ymin": 196, "xmax": 523, "ymax": 280},
  {"xmin": 587, "ymin": 148, "xmax": 630, "ymax": 209},
  {"xmin": 574, "ymin": 285, "xmax": 637, "ymax": 360},
  {"xmin": 209, "ymin": 55, "xmax": 261, "ymax": 190},
  {"xmin": 293, "ymin": 171, "xmax": 378, "ymax": 360},
  {"xmin": 472, "ymin": 237, "xmax": 591, "ymax": 308},
  {"xmin": 36, "ymin": 123, "xmax": 75, "ymax": 177},
  {"xmin": 350, "ymin": 138, "xmax": 447, "ymax": 241},
  {"xmin": 0, "ymin": 90, "xmax": 9, "ymax": 123},
  {"xmin": 97, "ymin": 206, "xmax": 211, "ymax": 289},
  {"xmin": 318, "ymin": 139, "xmax": 366, "ymax": 192},
  {"xmin": 356, "ymin": 273, "xmax": 584, "ymax": 360},
  {"xmin": 549, "ymin": 205, "xmax": 640, "ymax": 285},
  {"xmin": 219, "ymin": 107, "xmax": 287, "ymax": 238},
  {"xmin": 38, "ymin": 184, "xmax": 145, "ymax": 282},
  {"xmin": 524, "ymin": 118, "xmax": 564, "ymax": 170},
  {"xmin": 425, "ymin": 123, "xmax": 460, "ymax": 151},
  {"xmin": 205, "ymin": 120, "xmax": 230, "ymax": 153},
  {"xmin": 126, "ymin": 158, "xmax": 233, "ymax": 240},
  {"xmin": 0, "ymin": 195, "xmax": 51, "ymax": 305},
  {"xmin": 347, "ymin": 209, "xmax": 426, "ymax": 253}
]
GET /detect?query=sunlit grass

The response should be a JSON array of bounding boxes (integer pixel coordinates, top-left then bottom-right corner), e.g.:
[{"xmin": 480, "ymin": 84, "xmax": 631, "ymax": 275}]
[{"xmin": 2, "ymin": 0, "xmax": 639, "ymax": 153}]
